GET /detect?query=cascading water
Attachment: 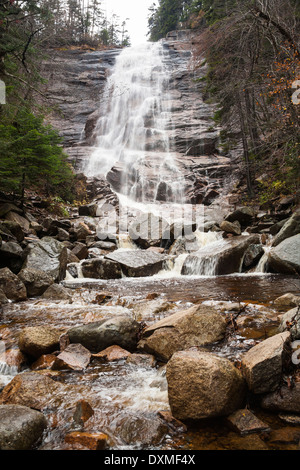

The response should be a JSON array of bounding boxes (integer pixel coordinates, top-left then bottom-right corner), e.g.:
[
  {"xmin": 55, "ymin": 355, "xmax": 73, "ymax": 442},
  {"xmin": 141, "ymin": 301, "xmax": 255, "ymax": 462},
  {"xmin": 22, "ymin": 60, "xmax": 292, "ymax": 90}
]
[{"xmin": 85, "ymin": 42, "xmax": 185, "ymax": 204}]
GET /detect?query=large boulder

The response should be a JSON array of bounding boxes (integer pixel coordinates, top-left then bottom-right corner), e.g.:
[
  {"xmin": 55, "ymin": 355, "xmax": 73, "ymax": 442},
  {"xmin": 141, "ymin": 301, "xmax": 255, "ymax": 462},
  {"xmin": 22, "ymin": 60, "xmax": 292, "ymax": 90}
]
[
  {"xmin": 0, "ymin": 404, "xmax": 47, "ymax": 450},
  {"xmin": 67, "ymin": 316, "xmax": 140, "ymax": 353},
  {"xmin": 224, "ymin": 207, "xmax": 255, "ymax": 228},
  {"xmin": 272, "ymin": 210, "xmax": 300, "ymax": 247},
  {"xmin": 0, "ymin": 267, "xmax": 27, "ymax": 302},
  {"xmin": 267, "ymin": 234, "xmax": 300, "ymax": 275},
  {"xmin": 166, "ymin": 351, "xmax": 246, "ymax": 420},
  {"xmin": 23, "ymin": 237, "xmax": 68, "ymax": 281},
  {"xmin": 128, "ymin": 213, "xmax": 169, "ymax": 249},
  {"xmin": 18, "ymin": 268, "xmax": 54, "ymax": 297},
  {"xmin": 181, "ymin": 235, "xmax": 260, "ymax": 276},
  {"xmin": 241, "ymin": 332, "xmax": 291, "ymax": 394},
  {"xmin": 105, "ymin": 250, "xmax": 166, "ymax": 278},
  {"xmin": 81, "ymin": 258, "xmax": 122, "ymax": 279},
  {"xmin": 0, "ymin": 241, "xmax": 24, "ymax": 273},
  {"xmin": 278, "ymin": 307, "xmax": 300, "ymax": 340},
  {"xmin": 138, "ymin": 304, "xmax": 227, "ymax": 362},
  {"xmin": 18, "ymin": 326, "xmax": 62, "ymax": 359}
]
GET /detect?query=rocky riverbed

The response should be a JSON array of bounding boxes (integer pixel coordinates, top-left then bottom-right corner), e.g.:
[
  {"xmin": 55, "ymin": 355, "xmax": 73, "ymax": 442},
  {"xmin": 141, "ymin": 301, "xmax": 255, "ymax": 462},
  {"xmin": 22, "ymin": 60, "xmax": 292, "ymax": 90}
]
[{"xmin": 1, "ymin": 191, "xmax": 300, "ymax": 450}]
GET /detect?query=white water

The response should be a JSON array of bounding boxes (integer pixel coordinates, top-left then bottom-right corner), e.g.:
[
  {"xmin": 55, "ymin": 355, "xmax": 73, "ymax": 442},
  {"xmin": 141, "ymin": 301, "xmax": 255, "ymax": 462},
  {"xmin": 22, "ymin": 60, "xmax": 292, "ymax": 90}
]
[{"xmin": 85, "ymin": 42, "xmax": 185, "ymax": 203}]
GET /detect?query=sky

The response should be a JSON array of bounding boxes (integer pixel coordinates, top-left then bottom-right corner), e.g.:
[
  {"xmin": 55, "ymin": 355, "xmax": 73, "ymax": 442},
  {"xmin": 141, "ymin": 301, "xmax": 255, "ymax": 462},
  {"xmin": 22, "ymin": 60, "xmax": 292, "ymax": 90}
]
[{"xmin": 102, "ymin": 0, "xmax": 158, "ymax": 46}]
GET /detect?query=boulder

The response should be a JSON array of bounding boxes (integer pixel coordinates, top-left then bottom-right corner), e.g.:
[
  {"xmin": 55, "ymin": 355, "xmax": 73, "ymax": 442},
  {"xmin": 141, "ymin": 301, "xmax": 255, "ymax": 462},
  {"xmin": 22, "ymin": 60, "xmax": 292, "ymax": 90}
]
[
  {"xmin": 138, "ymin": 304, "xmax": 227, "ymax": 362},
  {"xmin": 260, "ymin": 383, "xmax": 300, "ymax": 414},
  {"xmin": 105, "ymin": 250, "xmax": 166, "ymax": 278},
  {"xmin": 57, "ymin": 227, "xmax": 70, "ymax": 241},
  {"xmin": 18, "ymin": 326, "xmax": 61, "ymax": 359},
  {"xmin": 272, "ymin": 211, "xmax": 300, "ymax": 247},
  {"xmin": 267, "ymin": 234, "xmax": 300, "ymax": 274},
  {"xmin": 5, "ymin": 211, "xmax": 30, "ymax": 231},
  {"xmin": 78, "ymin": 203, "xmax": 98, "ymax": 217},
  {"xmin": 23, "ymin": 237, "xmax": 68, "ymax": 281},
  {"xmin": 73, "ymin": 222, "xmax": 91, "ymax": 241},
  {"xmin": 52, "ymin": 343, "xmax": 91, "ymax": 371},
  {"xmin": 0, "ymin": 372, "xmax": 63, "ymax": 410},
  {"xmin": 0, "ymin": 267, "xmax": 27, "ymax": 302},
  {"xmin": 71, "ymin": 242, "xmax": 89, "ymax": 260},
  {"xmin": 181, "ymin": 235, "xmax": 260, "ymax": 276},
  {"xmin": 226, "ymin": 409, "xmax": 270, "ymax": 435},
  {"xmin": 18, "ymin": 268, "xmax": 54, "ymax": 297},
  {"xmin": 92, "ymin": 345, "xmax": 131, "ymax": 362},
  {"xmin": 0, "ymin": 288, "xmax": 8, "ymax": 305},
  {"xmin": 116, "ymin": 412, "xmax": 168, "ymax": 446},
  {"xmin": 0, "ymin": 404, "xmax": 47, "ymax": 450},
  {"xmin": 65, "ymin": 431, "xmax": 108, "ymax": 450},
  {"xmin": 67, "ymin": 316, "xmax": 140, "ymax": 353},
  {"xmin": 166, "ymin": 350, "xmax": 246, "ymax": 420},
  {"xmin": 241, "ymin": 332, "xmax": 291, "ymax": 394},
  {"xmin": 242, "ymin": 244, "xmax": 264, "ymax": 270},
  {"xmin": 274, "ymin": 294, "xmax": 300, "ymax": 312},
  {"xmin": 225, "ymin": 207, "xmax": 255, "ymax": 228},
  {"xmin": 41, "ymin": 284, "xmax": 73, "ymax": 301},
  {"xmin": 0, "ymin": 241, "xmax": 24, "ymax": 273},
  {"xmin": 128, "ymin": 213, "xmax": 169, "ymax": 249},
  {"xmin": 278, "ymin": 307, "xmax": 300, "ymax": 339},
  {"xmin": 81, "ymin": 258, "xmax": 122, "ymax": 279},
  {"xmin": 220, "ymin": 220, "xmax": 241, "ymax": 236}
]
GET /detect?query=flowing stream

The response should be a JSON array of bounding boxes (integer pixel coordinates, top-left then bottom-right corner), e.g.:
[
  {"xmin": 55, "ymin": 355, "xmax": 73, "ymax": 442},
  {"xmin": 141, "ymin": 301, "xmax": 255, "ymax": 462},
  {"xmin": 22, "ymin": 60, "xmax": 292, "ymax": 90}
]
[{"xmin": 1, "ymin": 41, "xmax": 300, "ymax": 451}]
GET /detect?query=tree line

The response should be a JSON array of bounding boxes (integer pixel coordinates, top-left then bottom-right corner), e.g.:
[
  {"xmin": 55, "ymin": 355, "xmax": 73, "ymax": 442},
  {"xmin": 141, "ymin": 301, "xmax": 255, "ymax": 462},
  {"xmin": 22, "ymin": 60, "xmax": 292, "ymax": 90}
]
[
  {"xmin": 0, "ymin": 1, "xmax": 131, "ymax": 204},
  {"xmin": 148, "ymin": 0, "xmax": 300, "ymax": 200}
]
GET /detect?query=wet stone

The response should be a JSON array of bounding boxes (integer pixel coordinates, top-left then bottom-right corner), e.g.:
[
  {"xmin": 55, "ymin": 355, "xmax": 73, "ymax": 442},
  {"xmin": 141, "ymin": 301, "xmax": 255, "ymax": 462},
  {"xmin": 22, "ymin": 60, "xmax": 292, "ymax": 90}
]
[
  {"xmin": 73, "ymin": 400, "xmax": 94, "ymax": 427},
  {"xmin": 65, "ymin": 431, "xmax": 109, "ymax": 450},
  {"xmin": 91, "ymin": 345, "xmax": 131, "ymax": 362},
  {"xmin": 226, "ymin": 409, "xmax": 271, "ymax": 435},
  {"xmin": 52, "ymin": 343, "xmax": 91, "ymax": 371}
]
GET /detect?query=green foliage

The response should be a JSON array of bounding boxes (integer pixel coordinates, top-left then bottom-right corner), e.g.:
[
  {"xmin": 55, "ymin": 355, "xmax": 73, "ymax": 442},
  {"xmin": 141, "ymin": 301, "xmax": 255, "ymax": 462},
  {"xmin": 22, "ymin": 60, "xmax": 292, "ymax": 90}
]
[{"xmin": 0, "ymin": 108, "xmax": 74, "ymax": 201}]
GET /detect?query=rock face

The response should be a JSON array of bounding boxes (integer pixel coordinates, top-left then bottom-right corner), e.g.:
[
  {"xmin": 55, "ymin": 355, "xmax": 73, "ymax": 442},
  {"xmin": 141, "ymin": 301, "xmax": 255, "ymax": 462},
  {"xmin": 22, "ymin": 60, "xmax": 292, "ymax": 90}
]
[
  {"xmin": 18, "ymin": 326, "xmax": 61, "ymax": 359},
  {"xmin": 105, "ymin": 250, "xmax": 166, "ymax": 278},
  {"xmin": 18, "ymin": 268, "xmax": 54, "ymax": 297},
  {"xmin": 138, "ymin": 304, "xmax": 227, "ymax": 362},
  {"xmin": 67, "ymin": 316, "xmax": 140, "ymax": 353},
  {"xmin": 0, "ymin": 404, "xmax": 47, "ymax": 450},
  {"xmin": 181, "ymin": 235, "xmax": 260, "ymax": 276},
  {"xmin": 241, "ymin": 332, "xmax": 291, "ymax": 394},
  {"xmin": 267, "ymin": 234, "xmax": 300, "ymax": 274},
  {"xmin": 0, "ymin": 267, "xmax": 27, "ymax": 302},
  {"xmin": 166, "ymin": 350, "xmax": 246, "ymax": 420},
  {"xmin": 23, "ymin": 237, "xmax": 68, "ymax": 281}
]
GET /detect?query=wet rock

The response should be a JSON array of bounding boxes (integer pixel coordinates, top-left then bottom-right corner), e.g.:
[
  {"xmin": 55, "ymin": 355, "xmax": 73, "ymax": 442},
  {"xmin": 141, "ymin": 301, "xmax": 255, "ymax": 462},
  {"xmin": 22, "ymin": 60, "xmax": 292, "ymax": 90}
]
[
  {"xmin": 52, "ymin": 343, "xmax": 91, "ymax": 371},
  {"xmin": 278, "ymin": 413, "xmax": 300, "ymax": 425},
  {"xmin": 65, "ymin": 431, "xmax": 109, "ymax": 450},
  {"xmin": 268, "ymin": 234, "xmax": 300, "ymax": 275},
  {"xmin": 92, "ymin": 345, "xmax": 131, "ymax": 362},
  {"xmin": 0, "ymin": 372, "xmax": 63, "ymax": 410},
  {"xmin": 278, "ymin": 307, "xmax": 300, "ymax": 340},
  {"xmin": 128, "ymin": 213, "xmax": 169, "ymax": 249},
  {"xmin": 0, "ymin": 348, "xmax": 26, "ymax": 371},
  {"xmin": 67, "ymin": 316, "xmax": 140, "ymax": 353},
  {"xmin": 23, "ymin": 236, "xmax": 68, "ymax": 282},
  {"xmin": 226, "ymin": 409, "xmax": 270, "ymax": 435},
  {"xmin": 220, "ymin": 220, "xmax": 241, "ymax": 236},
  {"xmin": 18, "ymin": 326, "xmax": 61, "ymax": 359},
  {"xmin": 241, "ymin": 332, "xmax": 291, "ymax": 394},
  {"xmin": 260, "ymin": 383, "xmax": 300, "ymax": 414},
  {"xmin": 166, "ymin": 350, "xmax": 246, "ymax": 420},
  {"xmin": 66, "ymin": 262, "xmax": 80, "ymax": 278},
  {"xmin": 274, "ymin": 294, "xmax": 300, "ymax": 312},
  {"xmin": 105, "ymin": 250, "xmax": 166, "ymax": 278},
  {"xmin": 71, "ymin": 242, "xmax": 89, "ymax": 260},
  {"xmin": 66, "ymin": 248, "xmax": 80, "ymax": 264},
  {"xmin": 31, "ymin": 354, "xmax": 57, "ymax": 371},
  {"xmin": 242, "ymin": 244, "xmax": 264, "ymax": 270},
  {"xmin": 138, "ymin": 304, "xmax": 226, "ymax": 362},
  {"xmin": 267, "ymin": 427, "xmax": 300, "ymax": 445},
  {"xmin": 90, "ymin": 241, "xmax": 117, "ymax": 251},
  {"xmin": 126, "ymin": 353, "xmax": 156, "ymax": 368},
  {"xmin": 81, "ymin": 258, "xmax": 122, "ymax": 279},
  {"xmin": 73, "ymin": 400, "xmax": 94, "ymax": 427},
  {"xmin": 158, "ymin": 410, "xmax": 187, "ymax": 433},
  {"xmin": 272, "ymin": 211, "xmax": 300, "ymax": 247},
  {"xmin": 117, "ymin": 412, "xmax": 168, "ymax": 446},
  {"xmin": 0, "ymin": 267, "xmax": 27, "ymax": 302},
  {"xmin": 182, "ymin": 235, "xmax": 260, "ymax": 276},
  {"xmin": 18, "ymin": 268, "xmax": 54, "ymax": 297},
  {"xmin": 0, "ymin": 404, "xmax": 47, "ymax": 450},
  {"xmin": 42, "ymin": 284, "xmax": 73, "ymax": 301}
]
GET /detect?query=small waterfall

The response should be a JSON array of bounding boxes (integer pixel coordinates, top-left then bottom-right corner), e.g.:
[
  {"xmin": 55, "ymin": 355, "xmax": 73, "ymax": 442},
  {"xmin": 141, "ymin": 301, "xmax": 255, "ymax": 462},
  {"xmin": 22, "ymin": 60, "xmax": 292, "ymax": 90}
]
[{"xmin": 85, "ymin": 42, "xmax": 185, "ymax": 203}]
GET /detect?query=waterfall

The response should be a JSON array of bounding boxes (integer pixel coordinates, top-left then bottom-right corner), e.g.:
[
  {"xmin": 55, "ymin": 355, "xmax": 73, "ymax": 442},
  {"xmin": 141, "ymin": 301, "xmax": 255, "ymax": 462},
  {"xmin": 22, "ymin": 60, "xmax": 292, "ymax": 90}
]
[{"xmin": 85, "ymin": 42, "xmax": 185, "ymax": 203}]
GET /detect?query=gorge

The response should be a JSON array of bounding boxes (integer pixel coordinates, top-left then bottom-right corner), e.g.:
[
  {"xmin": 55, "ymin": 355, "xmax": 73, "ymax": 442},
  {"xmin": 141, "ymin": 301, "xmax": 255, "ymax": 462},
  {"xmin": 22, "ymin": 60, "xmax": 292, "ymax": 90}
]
[{"xmin": 0, "ymin": 31, "xmax": 300, "ymax": 452}]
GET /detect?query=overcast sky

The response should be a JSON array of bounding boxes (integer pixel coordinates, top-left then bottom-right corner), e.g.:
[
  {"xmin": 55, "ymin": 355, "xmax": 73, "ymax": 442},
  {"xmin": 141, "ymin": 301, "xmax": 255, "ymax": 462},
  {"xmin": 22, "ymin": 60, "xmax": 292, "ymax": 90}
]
[{"xmin": 102, "ymin": 0, "xmax": 158, "ymax": 46}]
